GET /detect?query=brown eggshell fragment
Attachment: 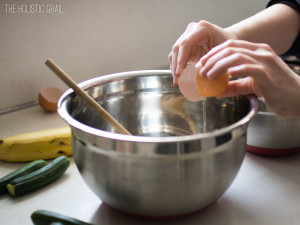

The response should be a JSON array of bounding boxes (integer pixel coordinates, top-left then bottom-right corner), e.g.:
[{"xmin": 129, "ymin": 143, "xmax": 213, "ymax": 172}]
[{"xmin": 39, "ymin": 86, "xmax": 63, "ymax": 112}]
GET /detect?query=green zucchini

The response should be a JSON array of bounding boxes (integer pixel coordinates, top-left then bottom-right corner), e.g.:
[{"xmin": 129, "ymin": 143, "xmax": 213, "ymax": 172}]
[
  {"xmin": 0, "ymin": 159, "xmax": 47, "ymax": 194},
  {"xmin": 31, "ymin": 210, "xmax": 94, "ymax": 225},
  {"xmin": 7, "ymin": 155, "xmax": 70, "ymax": 196}
]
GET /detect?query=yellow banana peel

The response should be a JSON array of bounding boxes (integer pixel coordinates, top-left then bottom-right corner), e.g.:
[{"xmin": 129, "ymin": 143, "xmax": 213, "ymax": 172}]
[{"xmin": 0, "ymin": 127, "xmax": 72, "ymax": 162}]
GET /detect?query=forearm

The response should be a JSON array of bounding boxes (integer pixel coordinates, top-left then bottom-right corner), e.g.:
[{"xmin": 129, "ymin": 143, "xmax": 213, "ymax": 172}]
[{"xmin": 225, "ymin": 3, "xmax": 300, "ymax": 55}]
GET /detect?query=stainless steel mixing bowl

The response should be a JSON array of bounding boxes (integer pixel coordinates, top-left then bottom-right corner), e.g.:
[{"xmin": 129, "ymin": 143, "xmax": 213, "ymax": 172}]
[
  {"xmin": 58, "ymin": 70, "xmax": 258, "ymax": 218},
  {"xmin": 247, "ymin": 98, "xmax": 300, "ymax": 156}
]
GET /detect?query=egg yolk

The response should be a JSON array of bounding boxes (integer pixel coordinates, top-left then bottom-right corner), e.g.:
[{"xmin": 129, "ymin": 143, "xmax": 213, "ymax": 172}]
[{"xmin": 196, "ymin": 70, "xmax": 229, "ymax": 97}]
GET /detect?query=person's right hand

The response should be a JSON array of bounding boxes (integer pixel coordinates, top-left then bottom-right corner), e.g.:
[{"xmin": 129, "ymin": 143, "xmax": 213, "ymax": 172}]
[{"xmin": 169, "ymin": 20, "xmax": 236, "ymax": 84}]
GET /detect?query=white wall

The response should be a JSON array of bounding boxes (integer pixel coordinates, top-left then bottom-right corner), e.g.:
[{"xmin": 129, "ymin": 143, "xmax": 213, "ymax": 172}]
[{"xmin": 0, "ymin": 0, "xmax": 265, "ymax": 109}]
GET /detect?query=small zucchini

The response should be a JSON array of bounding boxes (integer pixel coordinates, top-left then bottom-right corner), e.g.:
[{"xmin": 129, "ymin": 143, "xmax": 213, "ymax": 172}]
[
  {"xmin": 31, "ymin": 210, "xmax": 94, "ymax": 225},
  {"xmin": 0, "ymin": 159, "xmax": 47, "ymax": 195},
  {"xmin": 7, "ymin": 155, "xmax": 70, "ymax": 196}
]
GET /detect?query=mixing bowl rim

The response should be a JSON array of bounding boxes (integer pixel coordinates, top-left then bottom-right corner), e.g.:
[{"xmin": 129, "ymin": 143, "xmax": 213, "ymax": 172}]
[{"xmin": 57, "ymin": 70, "xmax": 259, "ymax": 143}]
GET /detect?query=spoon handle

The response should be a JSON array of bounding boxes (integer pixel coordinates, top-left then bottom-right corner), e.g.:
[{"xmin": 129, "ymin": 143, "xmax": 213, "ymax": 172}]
[{"xmin": 45, "ymin": 59, "xmax": 132, "ymax": 135}]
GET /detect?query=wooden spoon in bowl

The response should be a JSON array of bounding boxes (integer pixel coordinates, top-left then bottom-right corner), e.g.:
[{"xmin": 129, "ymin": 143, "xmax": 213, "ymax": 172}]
[{"xmin": 45, "ymin": 59, "xmax": 131, "ymax": 135}]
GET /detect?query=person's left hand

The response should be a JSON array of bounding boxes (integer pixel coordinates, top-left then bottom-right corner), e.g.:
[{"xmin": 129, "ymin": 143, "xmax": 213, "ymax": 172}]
[{"xmin": 197, "ymin": 39, "xmax": 300, "ymax": 117}]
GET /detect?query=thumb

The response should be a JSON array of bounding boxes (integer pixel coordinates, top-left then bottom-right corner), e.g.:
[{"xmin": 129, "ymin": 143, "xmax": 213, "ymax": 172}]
[{"xmin": 217, "ymin": 77, "xmax": 260, "ymax": 98}]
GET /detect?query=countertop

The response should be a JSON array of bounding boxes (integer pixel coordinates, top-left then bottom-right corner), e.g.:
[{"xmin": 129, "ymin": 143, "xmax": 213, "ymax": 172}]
[{"xmin": 1, "ymin": 105, "xmax": 300, "ymax": 225}]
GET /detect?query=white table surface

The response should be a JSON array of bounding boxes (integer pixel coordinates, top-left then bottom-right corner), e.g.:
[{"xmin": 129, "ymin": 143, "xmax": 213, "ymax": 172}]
[{"xmin": 1, "ymin": 105, "xmax": 300, "ymax": 225}]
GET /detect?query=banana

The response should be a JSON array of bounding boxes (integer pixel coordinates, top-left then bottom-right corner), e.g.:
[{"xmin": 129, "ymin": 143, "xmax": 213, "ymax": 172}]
[{"xmin": 0, "ymin": 127, "xmax": 72, "ymax": 162}]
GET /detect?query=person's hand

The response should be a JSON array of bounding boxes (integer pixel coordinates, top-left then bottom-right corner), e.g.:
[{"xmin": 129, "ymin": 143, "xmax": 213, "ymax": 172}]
[
  {"xmin": 169, "ymin": 20, "xmax": 236, "ymax": 84},
  {"xmin": 198, "ymin": 39, "xmax": 300, "ymax": 117}
]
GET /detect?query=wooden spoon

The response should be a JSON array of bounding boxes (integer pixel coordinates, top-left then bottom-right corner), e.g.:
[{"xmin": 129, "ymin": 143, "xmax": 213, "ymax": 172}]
[{"xmin": 45, "ymin": 59, "xmax": 131, "ymax": 135}]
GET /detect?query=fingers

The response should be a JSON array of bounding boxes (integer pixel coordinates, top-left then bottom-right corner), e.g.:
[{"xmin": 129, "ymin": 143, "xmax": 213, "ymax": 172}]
[
  {"xmin": 199, "ymin": 48, "xmax": 259, "ymax": 79},
  {"xmin": 198, "ymin": 40, "xmax": 275, "ymax": 81},
  {"xmin": 169, "ymin": 20, "xmax": 217, "ymax": 84},
  {"xmin": 200, "ymin": 39, "xmax": 265, "ymax": 66},
  {"xmin": 169, "ymin": 22, "xmax": 197, "ymax": 79},
  {"xmin": 170, "ymin": 50, "xmax": 179, "ymax": 84}
]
